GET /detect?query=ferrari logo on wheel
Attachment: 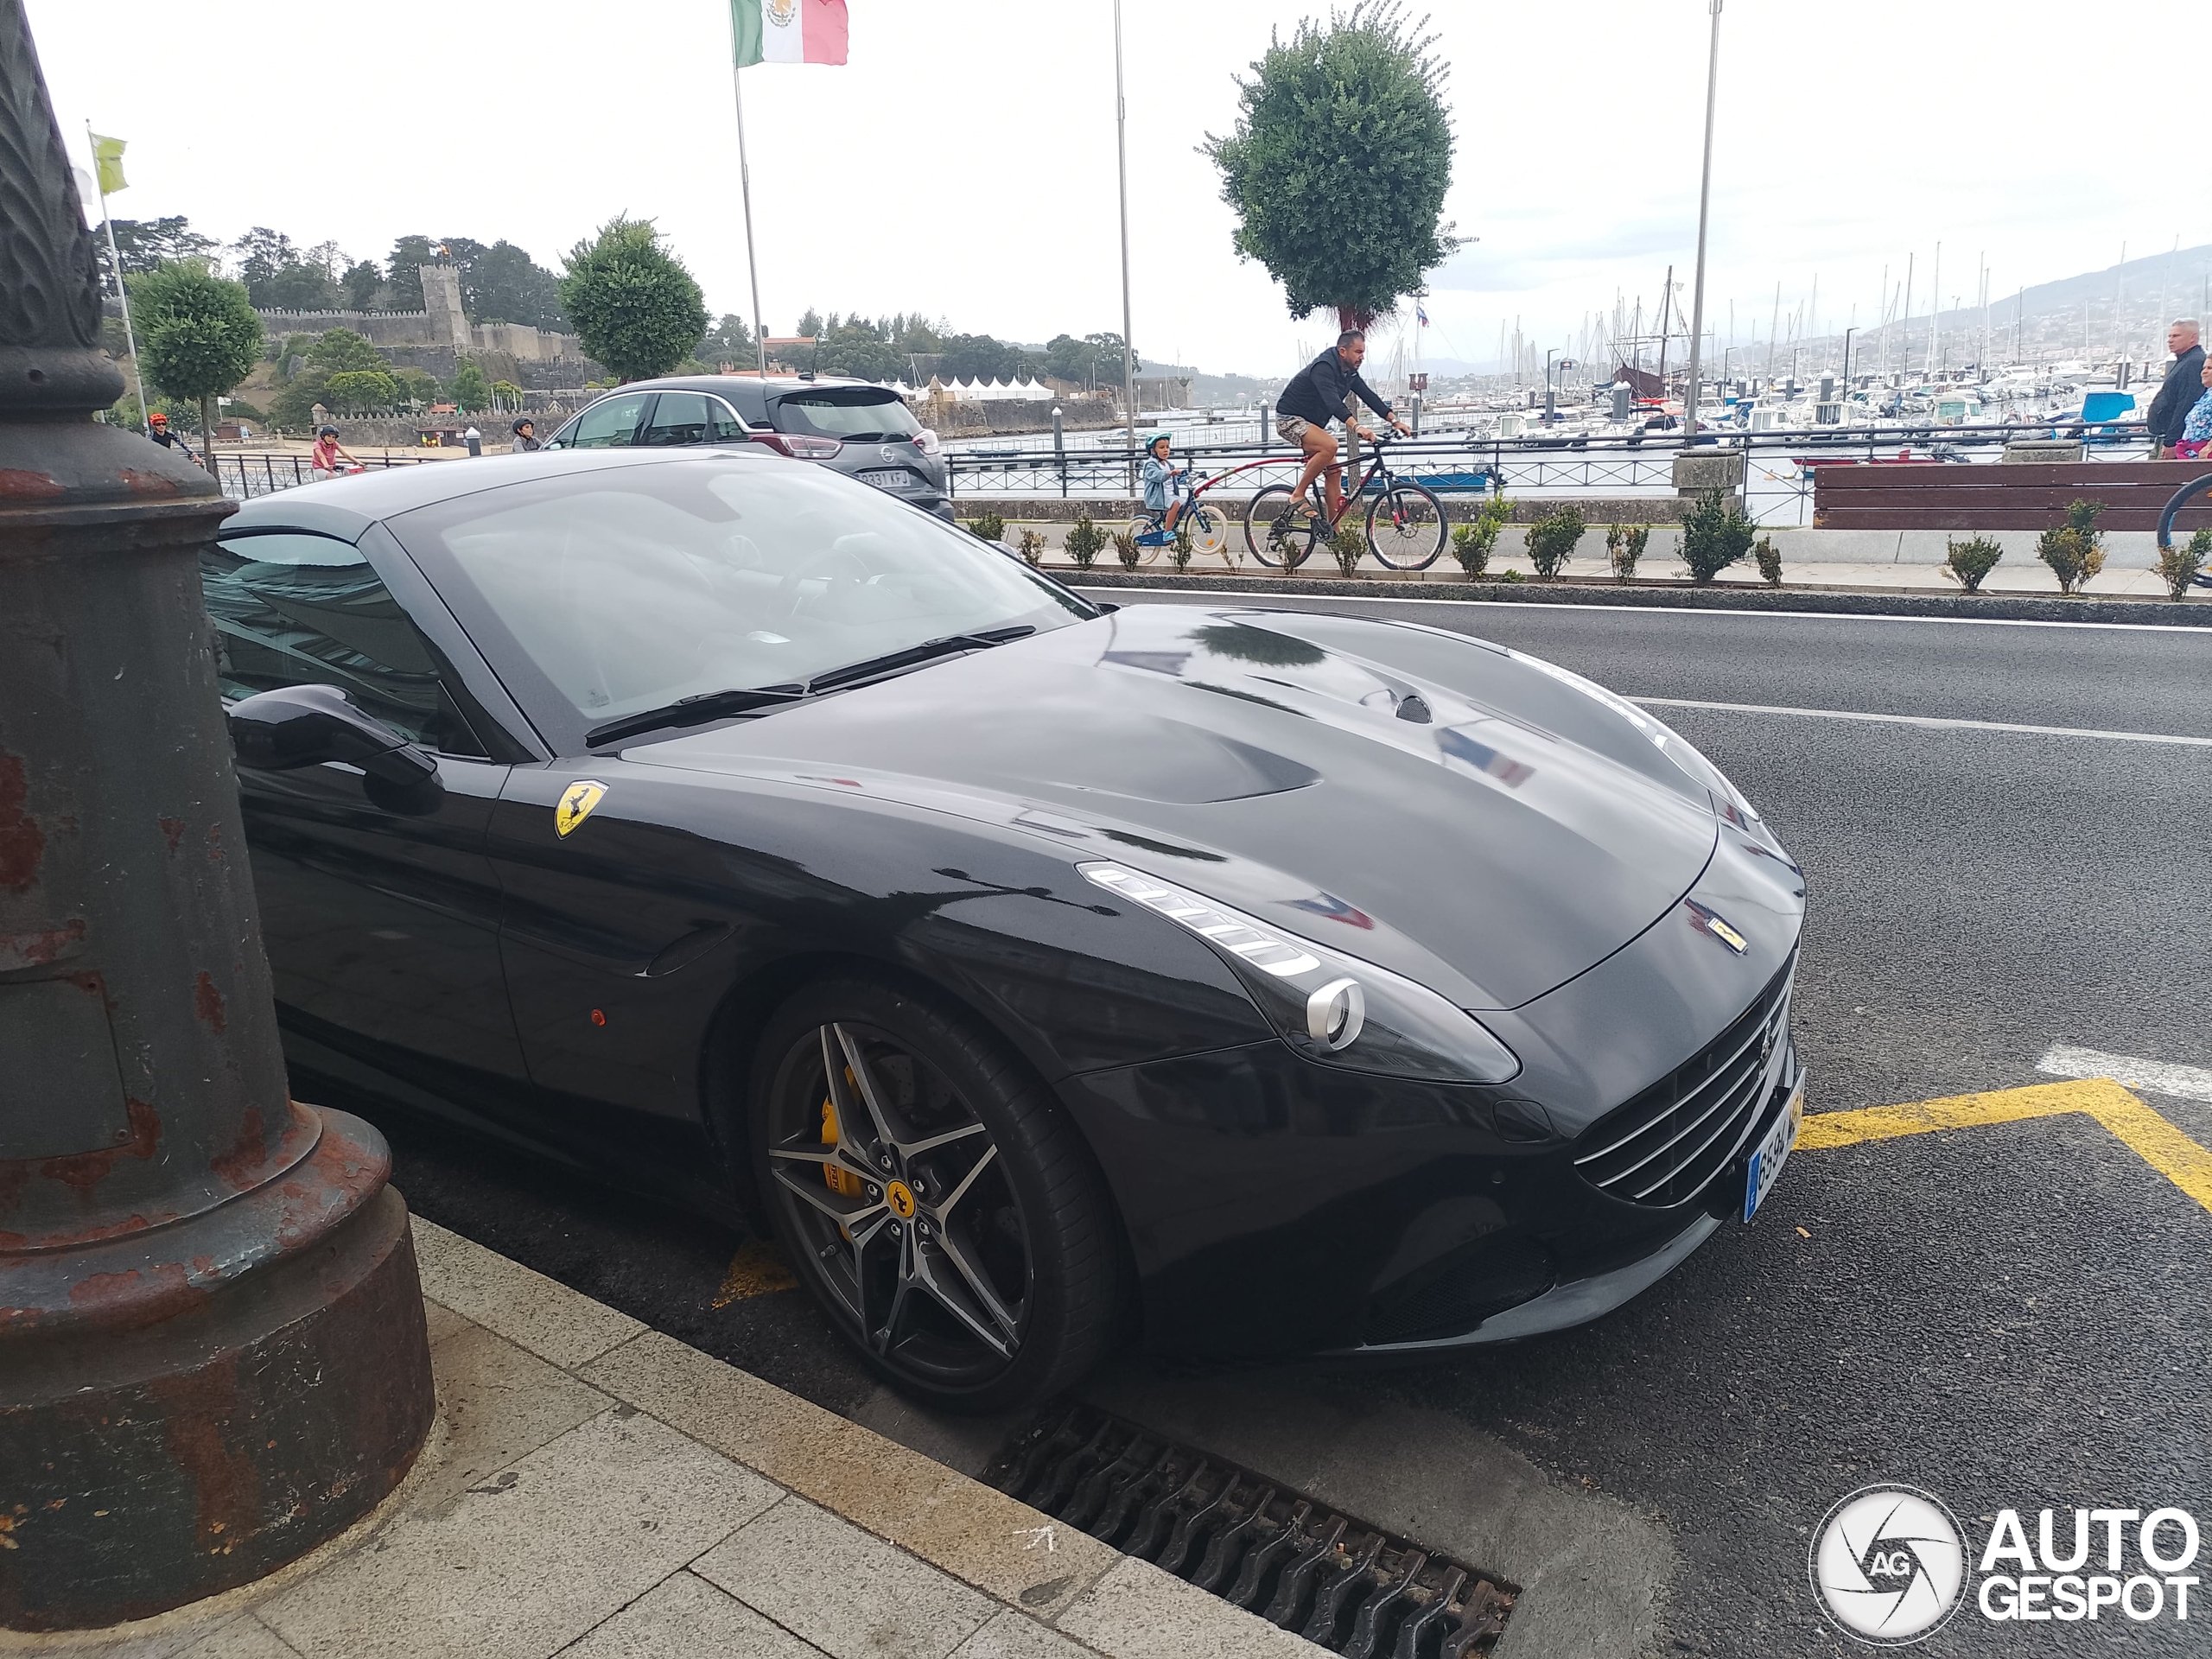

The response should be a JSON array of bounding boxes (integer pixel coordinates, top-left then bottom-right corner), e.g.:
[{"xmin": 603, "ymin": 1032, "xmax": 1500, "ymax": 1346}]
[
  {"xmin": 555, "ymin": 779, "xmax": 609, "ymax": 837},
  {"xmin": 885, "ymin": 1180, "xmax": 916, "ymax": 1219}
]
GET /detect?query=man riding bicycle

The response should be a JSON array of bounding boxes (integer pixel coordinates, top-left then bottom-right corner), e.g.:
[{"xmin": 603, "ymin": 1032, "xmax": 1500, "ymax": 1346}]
[{"xmin": 1273, "ymin": 330, "xmax": 1412, "ymax": 535}]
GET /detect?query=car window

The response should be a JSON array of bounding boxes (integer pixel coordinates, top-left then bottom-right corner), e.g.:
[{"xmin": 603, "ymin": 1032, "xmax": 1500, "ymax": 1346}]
[
  {"xmin": 389, "ymin": 457, "xmax": 1095, "ymax": 751},
  {"xmin": 200, "ymin": 531, "xmax": 488, "ymax": 758},
  {"xmin": 772, "ymin": 389, "xmax": 922, "ymax": 442},
  {"xmin": 640, "ymin": 392, "xmax": 714, "ymax": 447},
  {"xmin": 563, "ymin": 391, "xmax": 652, "ymax": 449}
]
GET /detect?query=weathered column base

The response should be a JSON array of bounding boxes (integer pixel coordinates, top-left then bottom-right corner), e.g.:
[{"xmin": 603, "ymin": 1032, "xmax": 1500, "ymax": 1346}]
[{"xmin": 0, "ymin": 1107, "xmax": 435, "ymax": 1631}]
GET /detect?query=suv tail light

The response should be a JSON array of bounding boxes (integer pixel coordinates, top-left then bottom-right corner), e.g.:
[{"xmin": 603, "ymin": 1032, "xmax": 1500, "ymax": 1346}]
[
  {"xmin": 913, "ymin": 428, "xmax": 942, "ymax": 456},
  {"xmin": 751, "ymin": 432, "xmax": 843, "ymax": 460}
]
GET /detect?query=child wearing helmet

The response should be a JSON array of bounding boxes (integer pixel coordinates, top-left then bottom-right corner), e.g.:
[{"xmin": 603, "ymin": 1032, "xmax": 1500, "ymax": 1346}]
[
  {"xmin": 146, "ymin": 410, "xmax": 197, "ymax": 462},
  {"xmin": 1140, "ymin": 432, "xmax": 1187, "ymax": 537},
  {"xmin": 311, "ymin": 424, "xmax": 361, "ymax": 481}
]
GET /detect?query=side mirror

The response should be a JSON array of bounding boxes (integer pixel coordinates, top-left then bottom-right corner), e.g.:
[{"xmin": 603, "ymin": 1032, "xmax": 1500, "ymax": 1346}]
[{"xmin": 228, "ymin": 683, "xmax": 444, "ymax": 813}]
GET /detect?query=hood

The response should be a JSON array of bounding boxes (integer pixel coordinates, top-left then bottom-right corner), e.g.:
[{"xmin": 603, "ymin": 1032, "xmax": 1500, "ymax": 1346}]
[{"xmin": 636, "ymin": 605, "xmax": 1728, "ymax": 1009}]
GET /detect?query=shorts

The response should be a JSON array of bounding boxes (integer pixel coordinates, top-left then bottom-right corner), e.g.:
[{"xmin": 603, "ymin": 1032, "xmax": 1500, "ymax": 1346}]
[{"xmin": 1276, "ymin": 415, "xmax": 1314, "ymax": 445}]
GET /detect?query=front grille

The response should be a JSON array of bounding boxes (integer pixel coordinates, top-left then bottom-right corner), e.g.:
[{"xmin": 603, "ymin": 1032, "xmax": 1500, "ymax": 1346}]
[
  {"xmin": 989, "ymin": 1405, "xmax": 1515, "ymax": 1656},
  {"xmin": 1573, "ymin": 958, "xmax": 1794, "ymax": 1206}
]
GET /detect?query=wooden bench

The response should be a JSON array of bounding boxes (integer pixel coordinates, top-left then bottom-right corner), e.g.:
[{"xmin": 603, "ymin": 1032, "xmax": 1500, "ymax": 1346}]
[{"xmin": 1813, "ymin": 460, "xmax": 2212, "ymax": 531}]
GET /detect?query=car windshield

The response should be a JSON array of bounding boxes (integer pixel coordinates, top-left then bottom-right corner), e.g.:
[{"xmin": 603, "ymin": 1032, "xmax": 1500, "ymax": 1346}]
[
  {"xmin": 773, "ymin": 389, "xmax": 922, "ymax": 442},
  {"xmin": 387, "ymin": 455, "xmax": 1092, "ymax": 751}
]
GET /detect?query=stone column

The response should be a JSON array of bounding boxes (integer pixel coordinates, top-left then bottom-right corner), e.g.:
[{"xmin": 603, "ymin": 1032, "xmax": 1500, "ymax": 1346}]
[{"xmin": 0, "ymin": 1, "xmax": 434, "ymax": 1630}]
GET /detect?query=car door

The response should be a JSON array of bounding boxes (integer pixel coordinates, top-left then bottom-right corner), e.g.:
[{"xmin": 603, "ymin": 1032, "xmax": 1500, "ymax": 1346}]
[
  {"xmin": 201, "ymin": 525, "xmax": 532, "ymax": 1120},
  {"xmin": 552, "ymin": 389, "xmax": 654, "ymax": 450}
]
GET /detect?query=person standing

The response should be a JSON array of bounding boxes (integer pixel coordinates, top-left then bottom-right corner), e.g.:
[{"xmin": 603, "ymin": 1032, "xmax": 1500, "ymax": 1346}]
[{"xmin": 2145, "ymin": 319, "xmax": 2204, "ymax": 458}]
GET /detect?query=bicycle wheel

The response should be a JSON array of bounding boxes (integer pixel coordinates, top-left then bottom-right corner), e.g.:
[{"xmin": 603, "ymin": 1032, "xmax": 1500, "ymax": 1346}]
[
  {"xmin": 1245, "ymin": 486, "xmax": 1318, "ymax": 570},
  {"xmin": 1184, "ymin": 504, "xmax": 1229, "ymax": 563},
  {"xmin": 1121, "ymin": 518, "xmax": 1166, "ymax": 566},
  {"xmin": 1365, "ymin": 480, "xmax": 1448, "ymax": 571}
]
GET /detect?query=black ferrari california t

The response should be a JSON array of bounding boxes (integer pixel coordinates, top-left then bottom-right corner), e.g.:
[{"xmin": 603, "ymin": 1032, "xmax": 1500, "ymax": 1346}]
[{"xmin": 206, "ymin": 446, "xmax": 1806, "ymax": 1409}]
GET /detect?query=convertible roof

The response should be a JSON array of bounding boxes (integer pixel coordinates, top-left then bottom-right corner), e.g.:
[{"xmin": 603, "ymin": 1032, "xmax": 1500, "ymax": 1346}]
[{"xmin": 222, "ymin": 447, "xmax": 777, "ymax": 543}]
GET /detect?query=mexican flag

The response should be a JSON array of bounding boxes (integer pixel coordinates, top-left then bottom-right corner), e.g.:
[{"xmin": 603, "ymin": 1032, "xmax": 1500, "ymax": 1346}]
[{"xmin": 731, "ymin": 0, "xmax": 848, "ymax": 65}]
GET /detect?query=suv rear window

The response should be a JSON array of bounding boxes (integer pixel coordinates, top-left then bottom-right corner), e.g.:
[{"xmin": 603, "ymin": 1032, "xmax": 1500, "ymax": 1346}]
[{"xmin": 772, "ymin": 389, "xmax": 921, "ymax": 442}]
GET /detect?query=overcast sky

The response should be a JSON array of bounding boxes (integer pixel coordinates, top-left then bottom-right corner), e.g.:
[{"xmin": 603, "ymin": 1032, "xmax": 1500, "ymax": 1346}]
[{"xmin": 27, "ymin": 1, "xmax": 2208, "ymax": 377}]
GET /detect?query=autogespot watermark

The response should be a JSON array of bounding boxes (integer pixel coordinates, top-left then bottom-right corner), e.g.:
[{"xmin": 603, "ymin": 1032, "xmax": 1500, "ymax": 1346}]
[{"xmin": 1809, "ymin": 1485, "xmax": 2202, "ymax": 1645}]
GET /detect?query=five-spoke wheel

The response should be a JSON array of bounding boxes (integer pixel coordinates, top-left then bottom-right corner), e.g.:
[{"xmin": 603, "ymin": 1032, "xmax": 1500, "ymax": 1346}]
[{"xmin": 751, "ymin": 979, "xmax": 1119, "ymax": 1409}]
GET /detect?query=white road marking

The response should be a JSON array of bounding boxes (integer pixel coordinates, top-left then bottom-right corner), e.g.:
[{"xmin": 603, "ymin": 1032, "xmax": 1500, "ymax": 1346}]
[
  {"xmin": 2038, "ymin": 1046, "xmax": 2212, "ymax": 1103},
  {"xmin": 1630, "ymin": 696, "xmax": 2212, "ymax": 749},
  {"xmin": 1071, "ymin": 585, "xmax": 2212, "ymax": 634}
]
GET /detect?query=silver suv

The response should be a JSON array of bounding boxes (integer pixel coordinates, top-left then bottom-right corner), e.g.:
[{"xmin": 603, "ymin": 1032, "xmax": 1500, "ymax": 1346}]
[{"xmin": 543, "ymin": 374, "xmax": 953, "ymax": 519}]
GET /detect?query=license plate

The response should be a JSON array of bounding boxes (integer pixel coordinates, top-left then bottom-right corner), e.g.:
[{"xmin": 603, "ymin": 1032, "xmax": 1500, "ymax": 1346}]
[
  {"xmin": 1743, "ymin": 1071, "xmax": 1805, "ymax": 1223},
  {"xmin": 857, "ymin": 468, "xmax": 913, "ymax": 488}
]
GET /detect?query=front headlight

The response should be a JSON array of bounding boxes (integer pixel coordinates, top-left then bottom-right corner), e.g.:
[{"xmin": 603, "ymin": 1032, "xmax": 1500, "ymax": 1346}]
[{"xmin": 1081, "ymin": 862, "xmax": 1521, "ymax": 1084}]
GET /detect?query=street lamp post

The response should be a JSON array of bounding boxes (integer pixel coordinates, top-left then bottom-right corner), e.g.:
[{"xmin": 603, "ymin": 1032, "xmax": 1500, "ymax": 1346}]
[
  {"xmin": 1681, "ymin": 0, "xmax": 1724, "ymax": 437},
  {"xmin": 0, "ymin": 1, "xmax": 434, "ymax": 1630}
]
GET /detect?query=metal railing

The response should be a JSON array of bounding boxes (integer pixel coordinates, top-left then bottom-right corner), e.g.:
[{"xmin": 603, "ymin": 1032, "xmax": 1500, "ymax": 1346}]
[
  {"xmin": 945, "ymin": 418, "xmax": 2155, "ymax": 528},
  {"xmin": 214, "ymin": 451, "xmax": 440, "ymax": 501}
]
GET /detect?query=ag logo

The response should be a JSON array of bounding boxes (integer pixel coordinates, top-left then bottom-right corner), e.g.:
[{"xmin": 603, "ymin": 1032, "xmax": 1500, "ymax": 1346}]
[
  {"xmin": 1810, "ymin": 1485, "xmax": 1968, "ymax": 1646},
  {"xmin": 555, "ymin": 779, "xmax": 609, "ymax": 838}
]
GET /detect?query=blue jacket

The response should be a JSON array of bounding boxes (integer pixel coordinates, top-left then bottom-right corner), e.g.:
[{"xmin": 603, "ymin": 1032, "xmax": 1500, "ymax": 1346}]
[{"xmin": 1141, "ymin": 455, "xmax": 1185, "ymax": 511}]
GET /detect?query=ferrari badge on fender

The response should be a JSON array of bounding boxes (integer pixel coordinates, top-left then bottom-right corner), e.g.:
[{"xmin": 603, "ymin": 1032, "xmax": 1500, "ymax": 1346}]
[{"xmin": 555, "ymin": 780, "xmax": 609, "ymax": 837}]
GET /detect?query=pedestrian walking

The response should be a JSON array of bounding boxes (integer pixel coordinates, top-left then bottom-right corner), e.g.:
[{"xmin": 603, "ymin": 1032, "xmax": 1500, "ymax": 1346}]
[
  {"xmin": 511, "ymin": 416, "xmax": 542, "ymax": 454},
  {"xmin": 310, "ymin": 423, "xmax": 361, "ymax": 481},
  {"xmin": 2146, "ymin": 319, "xmax": 2204, "ymax": 458},
  {"xmin": 146, "ymin": 410, "xmax": 195, "ymax": 463}
]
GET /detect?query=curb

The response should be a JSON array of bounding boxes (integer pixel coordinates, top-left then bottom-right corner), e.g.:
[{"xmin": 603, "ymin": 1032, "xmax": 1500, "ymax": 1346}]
[{"xmin": 1057, "ymin": 567, "xmax": 2212, "ymax": 626}]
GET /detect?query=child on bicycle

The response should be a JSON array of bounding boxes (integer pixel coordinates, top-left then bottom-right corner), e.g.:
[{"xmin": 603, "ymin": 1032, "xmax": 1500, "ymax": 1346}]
[{"xmin": 1140, "ymin": 432, "xmax": 1189, "ymax": 541}]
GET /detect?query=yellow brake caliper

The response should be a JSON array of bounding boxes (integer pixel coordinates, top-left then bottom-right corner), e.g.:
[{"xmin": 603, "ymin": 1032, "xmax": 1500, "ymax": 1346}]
[{"xmin": 821, "ymin": 1076, "xmax": 867, "ymax": 1250}]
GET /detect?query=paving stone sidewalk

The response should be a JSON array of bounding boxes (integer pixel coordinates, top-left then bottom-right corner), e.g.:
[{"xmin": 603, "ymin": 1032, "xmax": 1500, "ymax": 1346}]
[{"xmin": 5, "ymin": 1217, "xmax": 1317, "ymax": 1659}]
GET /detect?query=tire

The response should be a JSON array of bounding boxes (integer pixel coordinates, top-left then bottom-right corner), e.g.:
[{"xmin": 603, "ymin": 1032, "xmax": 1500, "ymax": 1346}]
[
  {"xmin": 749, "ymin": 975, "xmax": 1120, "ymax": 1412},
  {"xmin": 1366, "ymin": 481, "xmax": 1448, "ymax": 571},
  {"xmin": 1185, "ymin": 504, "xmax": 1228, "ymax": 563},
  {"xmin": 1245, "ymin": 484, "xmax": 1317, "ymax": 569}
]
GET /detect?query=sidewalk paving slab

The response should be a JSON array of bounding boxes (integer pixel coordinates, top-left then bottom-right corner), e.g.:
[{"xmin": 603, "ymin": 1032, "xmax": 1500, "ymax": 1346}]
[{"xmin": 2, "ymin": 1216, "xmax": 1322, "ymax": 1659}]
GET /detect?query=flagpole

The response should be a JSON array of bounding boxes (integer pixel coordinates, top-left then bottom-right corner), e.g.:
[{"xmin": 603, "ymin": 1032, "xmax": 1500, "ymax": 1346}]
[
  {"xmin": 1112, "ymin": 0, "xmax": 1136, "ymax": 489},
  {"xmin": 727, "ymin": 21, "xmax": 769, "ymax": 379},
  {"xmin": 86, "ymin": 122, "xmax": 149, "ymax": 435}
]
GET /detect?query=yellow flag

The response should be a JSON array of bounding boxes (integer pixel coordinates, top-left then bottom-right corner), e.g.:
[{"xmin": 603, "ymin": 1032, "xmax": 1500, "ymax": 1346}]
[{"xmin": 91, "ymin": 132, "xmax": 126, "ymax": 196}]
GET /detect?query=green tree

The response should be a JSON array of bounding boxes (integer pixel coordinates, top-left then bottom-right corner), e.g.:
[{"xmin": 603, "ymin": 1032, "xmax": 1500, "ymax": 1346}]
[
  {"xmin": 263, "ymin": 263, "xmax": 337, "ymax": 309},
  {"xmin": 557, "ymin": 216, "xmax": 708, "ymax": 383},
  {"xmin": 697, "ymin": 313, "xmax": 757, "ymax": 367},
  {"xmin": 795, "ymin": 306, "xmax": 825, "ymax": 340},
  {"xmin": 308, "ymin": 328, "xmax": 385, "ymax": 373},
  {"xmin": 1205, "ymin": 2, "xmax": 1459, "ymax": 332},
  {"xmin": 490, "ymin": 378, "xmax": 524, "ymax": 410},
  {"xmin": 325, "ymin": 370, "xmax": 400, "ymax": 411},
  {"xmin": 461, "ymin": 240, "xmax": 567, "ymax": 329},
  {"xmin": 98, "ymin": 216, "xmax": 217, "ymax": 288},
  {"xmin": 1042, "ymin": 331, "xmax": 1138, "ymax": 389},
  {"xmin": 449, "ymin": 359, "xmax": 491, "ymax": 410},
  {"xmin": 129, "ymin": 261, "xmax": 263, "ymax": 474},
  {"xmin": 340, "ymin": 258, "xmax": 383, "ymax": 308},
  {"xmin": 391, "ymin": 366, "xmax": 440, "ymax": 405},
  {"xmin": 386, "ymin": 235, "xmax": 437, "ymax": 309}
]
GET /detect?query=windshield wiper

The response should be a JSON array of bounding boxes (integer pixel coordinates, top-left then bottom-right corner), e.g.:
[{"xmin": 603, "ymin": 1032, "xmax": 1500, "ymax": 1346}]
[
  {"xmin": 583, "ymin": 626, "xmax": 1037, "ymax": 748},
  {"xmin": 586, "ymin": 683, "xmax": 807, "ymax": 747},
  {"xmin": 800, "ymin": 625, "xmax": 1036, "ymax": 694}
]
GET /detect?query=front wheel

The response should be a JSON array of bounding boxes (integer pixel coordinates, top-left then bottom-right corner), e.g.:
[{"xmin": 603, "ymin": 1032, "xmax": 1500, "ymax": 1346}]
[
  {"xmin": 1366, "ymin": 481, "xmax": 1448, "ymax": 570},
  {"xmin": 750, "ymin": 976, "xmax": 1121, "ymax": 1412},
  {"xmin": 1245, "ymin": 485, "xmax": 1318, "ymax": 569},
  {"xmin": 1183, "ymin": 504, "xmax": 1228, "ymax": 563}
]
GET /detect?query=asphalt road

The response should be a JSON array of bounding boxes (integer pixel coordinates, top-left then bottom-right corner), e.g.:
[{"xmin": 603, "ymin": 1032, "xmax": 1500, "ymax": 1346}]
[{"xmin": 388, "ymin": 597, "xmax": 2212, "ymax": 1658}]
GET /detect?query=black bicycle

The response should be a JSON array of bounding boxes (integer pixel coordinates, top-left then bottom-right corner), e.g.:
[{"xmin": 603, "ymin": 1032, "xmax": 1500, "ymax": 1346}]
[{"xmin": 1243, "ymin": 433, "xmax": 1449, "ymax": 571}]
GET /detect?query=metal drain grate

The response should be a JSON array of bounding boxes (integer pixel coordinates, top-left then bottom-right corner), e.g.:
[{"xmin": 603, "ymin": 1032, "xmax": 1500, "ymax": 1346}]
[{"xmin": 987, "ymin": 1405, "xmax": 1514, "ymax": 1657}]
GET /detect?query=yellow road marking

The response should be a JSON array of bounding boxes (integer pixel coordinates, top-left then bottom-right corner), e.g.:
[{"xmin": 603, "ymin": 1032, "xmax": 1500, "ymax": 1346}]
[
  {"xmin": 1800, "ymin": 1077, "xmax": 2212, "ymax": 1217},
  {"xmin": 712, "ymin": 1238, "xmax": 798, "ymax": 1306}
]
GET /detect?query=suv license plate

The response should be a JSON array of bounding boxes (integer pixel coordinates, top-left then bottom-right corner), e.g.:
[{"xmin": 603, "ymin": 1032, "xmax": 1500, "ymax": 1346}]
[
  {"xmin": 857, "ymin": 468, "xmax": 912, "ymax": 488},
  {"xmin": 1742, "ymin": 1071, "xmax": 1805, "ymax": 1224}
]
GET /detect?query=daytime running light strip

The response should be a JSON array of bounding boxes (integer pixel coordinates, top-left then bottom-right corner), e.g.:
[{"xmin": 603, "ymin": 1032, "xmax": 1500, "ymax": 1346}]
[{"xmin": 1082, "ymin": 864, "xmax": 1320, "ymax": 977}]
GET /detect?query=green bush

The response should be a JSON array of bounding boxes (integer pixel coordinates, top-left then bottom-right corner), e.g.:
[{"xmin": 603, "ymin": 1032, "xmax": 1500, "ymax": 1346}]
[
  {"xmin": 1329, "ymin": 521, "xmax": 1366, "ymax": 578},
  {"xmin": 1016, "ymin": 528, "xmax": 1046, "ymax": 567},
  {"xmin": 1498, "ymin": 568, "xmax": 1525, "ymax": 583},
  {"xmin": 1525, "ymin": 505, "xmax": 1585, "ymax": 579},
  {"xmin": 2154, "ymin": 526, "xmax": 2211, "ymax": 601},
  {"xmin": 1111, "ymin": 528, "xmax": 1141, "ymax": 569},
  {"xmin": 1169, "ymin": 524, "xmax": 1196, "ymax": 571},
  {"xmin": 963, "ymin": 512, "xmax": 1007, "ymax": 543},
  {"xmin": 1451, "ymin": 496, "xmax": 1510, "ymax": 578},
  {"xmin": 1605, "ymin": 524, "xmax": 1650, "ymax": 583},
  {"xmin": 1064, "ymin": 515, "xmax": 1105, "ymax": 569},
  {"xmin": 1754, "ymin": 535, "xmax": 1783, "ymax": 587},
  {"xmin": 2037, "ymin": 499, "xmax": 2106, "ymax": 595},
  {"xmin": 1680, "ymin": 486, "xmax": 1756, "ymax": 584},
  {"xmin": 1942, "ymin": 535, "xmax": 2005, "ymax": 594}
]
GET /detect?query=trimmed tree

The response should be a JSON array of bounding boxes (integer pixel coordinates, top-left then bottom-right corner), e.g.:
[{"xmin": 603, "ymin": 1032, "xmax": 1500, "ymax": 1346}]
[
  {"xmin": 448, "ymin": 359, "xmax": 491, "ymax": 412},
  {"xmin": 558, "ymin": 216, "xmax": 709, "ymax": 383},
  {"xmin": 130, "ymin": 261, "xmax": 263, "ymax": 475},
  {"xmin": 1204, "ymin": 3, "xmax": 1459, "ymax": 335}
]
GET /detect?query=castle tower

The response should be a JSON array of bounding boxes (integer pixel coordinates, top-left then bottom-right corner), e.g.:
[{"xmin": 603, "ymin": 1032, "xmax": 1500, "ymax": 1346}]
[{"xmin": 418, "ymin": 263, "xmax": 471, "ymax": 352}]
